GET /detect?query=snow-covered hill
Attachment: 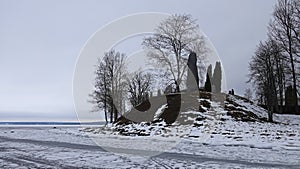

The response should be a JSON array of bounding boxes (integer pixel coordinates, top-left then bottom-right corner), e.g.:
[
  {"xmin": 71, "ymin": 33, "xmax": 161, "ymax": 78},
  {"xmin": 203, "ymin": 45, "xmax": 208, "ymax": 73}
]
[{"xmin": 84, "ymin": 92, "xmax": 300, "ymax": 153}]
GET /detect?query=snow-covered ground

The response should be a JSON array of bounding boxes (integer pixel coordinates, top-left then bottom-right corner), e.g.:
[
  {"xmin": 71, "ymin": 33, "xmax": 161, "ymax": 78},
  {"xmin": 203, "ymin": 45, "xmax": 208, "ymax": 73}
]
[
  {"xmin": 0, "ymin": 96, "xmax": 300, "ymax": 168},
  {"xmin": 0, "ymin": 115, "xmax": 299, "ymax": 169}
]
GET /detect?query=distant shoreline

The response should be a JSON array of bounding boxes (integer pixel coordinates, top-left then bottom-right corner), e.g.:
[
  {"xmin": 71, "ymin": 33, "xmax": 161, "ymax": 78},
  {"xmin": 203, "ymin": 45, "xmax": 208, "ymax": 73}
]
[{"xmin": 0, "ymin": 121, "xmax": 105, "ymax": 126}]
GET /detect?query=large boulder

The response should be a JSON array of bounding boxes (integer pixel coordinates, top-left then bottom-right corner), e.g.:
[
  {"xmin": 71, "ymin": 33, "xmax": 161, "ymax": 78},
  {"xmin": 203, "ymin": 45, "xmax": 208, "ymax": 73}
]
[{"xmin": 157, "ymin": 93, "xmax": 181, "ymax": 124}]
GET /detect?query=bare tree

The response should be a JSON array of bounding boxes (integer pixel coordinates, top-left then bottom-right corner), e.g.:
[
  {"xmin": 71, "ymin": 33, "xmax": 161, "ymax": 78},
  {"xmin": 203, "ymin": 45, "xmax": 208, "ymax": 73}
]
[
  {"xmin": 268, "ymin": 0, "xmax": 299, "ymax": 108},
  {"xmin": 142, "ymin": 14, "xmax": 208, "ymax": 92},
  {"xmin": 89, "ymin": 58, "xmax": 110, "ymax": 125},
  {"xmin": 127, "ymin": 71, "xmax": 152, "ymax": 107},
  {"xmin": 291, "ymin": 0, "xmax": 300, "ymax": 96},
  {"xmin": 249, "ymin": 41, "xmax": 280, "ymax": 122},
  {"xmin": 248, "ymin": 0, "xmax": 300, "ymax": 117},
  {"xmin": 291, "ymin": 0, "xmax": 300, "ymax": 53},
  {"xmin": 207, "ymin": 64, "xmax": 213, "ymax": 81},
  {"xmin": 271, "ymin": 40, "xmax": 287, "ymax": 113},
  {"xmin": 204, "ymin": 72, "xmax": 212, "ymax": 92},
  {"xmin": 90, "ymin": 50, "xmax": 127, "ymax": 123},
  {"xmin": 244, "ymin": 88, "xmax": 253, "ymax": 101}
]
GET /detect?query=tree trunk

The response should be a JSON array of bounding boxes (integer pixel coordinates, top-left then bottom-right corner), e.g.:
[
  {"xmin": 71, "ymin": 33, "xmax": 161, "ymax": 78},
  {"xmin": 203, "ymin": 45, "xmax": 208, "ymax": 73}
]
[
  {"xmin": 175, "ymin": 81, "xmax": 180, "ymax": 93},
  {"xmin": 268, "ymin": 108, "xmax": 273, "ymax": 122},
  {"xmin": 110, "ymin": 101, "xmax": 113, "ymax": 123},
  {"xmin": 104, "ymin": 98, "xmax": 108, "ymax": 125},
  {"xmin": 114, "ymin": 105, "xmax": 118, "ymax": 122}
]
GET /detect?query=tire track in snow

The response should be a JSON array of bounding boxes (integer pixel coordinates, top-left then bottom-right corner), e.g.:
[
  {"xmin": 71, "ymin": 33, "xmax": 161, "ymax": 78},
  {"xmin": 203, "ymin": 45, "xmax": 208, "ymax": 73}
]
[
  {"xmin": 1, "ymin": 136, "xmax": 299, "ymax": 168},
  {"xmin": 0, "ymin": 136, "xmax": 107, "ymax": 152}
]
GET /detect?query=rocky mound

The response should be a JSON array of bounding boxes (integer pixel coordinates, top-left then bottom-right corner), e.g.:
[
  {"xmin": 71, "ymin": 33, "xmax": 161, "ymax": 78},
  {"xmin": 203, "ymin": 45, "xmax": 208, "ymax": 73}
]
[{"xmin": 113, "ymin": 91, "xmax": 270, "ymax": 136}]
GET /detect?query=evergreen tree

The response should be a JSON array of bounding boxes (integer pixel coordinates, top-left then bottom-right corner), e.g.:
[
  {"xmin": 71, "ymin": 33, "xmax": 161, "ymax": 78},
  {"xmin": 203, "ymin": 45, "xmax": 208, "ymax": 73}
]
[
  {"xmin": 186, "ymin": 52, "xmax": 199, "ymax": 91},
  {"xmin": 285, "ymin": 86, "xmax": 297, "ymax": 106},
  {"xmin": 204, "ymin": 72, "xmax": 212, "ymax": 92},
  {"xmin": 207, "ymin": 64, "xmax": 212, "ymax": 81},
  {"xmin": 212, "ymin": 61, "xmax": 222, "ymax": 93}
]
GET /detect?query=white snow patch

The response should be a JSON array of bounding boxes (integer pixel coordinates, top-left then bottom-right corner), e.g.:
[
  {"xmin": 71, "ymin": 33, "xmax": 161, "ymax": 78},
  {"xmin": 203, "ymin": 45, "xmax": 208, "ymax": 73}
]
[{"xmin": 153, "ymin": 104, "xmax": 168, "ymax": 120}]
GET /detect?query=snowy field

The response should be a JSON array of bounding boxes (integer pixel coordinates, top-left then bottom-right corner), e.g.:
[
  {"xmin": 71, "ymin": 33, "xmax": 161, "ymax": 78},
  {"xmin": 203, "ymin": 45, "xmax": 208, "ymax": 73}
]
[
  {"xmin": 0, "ymin": 117, "xmax": 299, "ymax": 169},
  {"xmin": 1, "ymin": 95, "xmax": 300, "ymax": 168}
]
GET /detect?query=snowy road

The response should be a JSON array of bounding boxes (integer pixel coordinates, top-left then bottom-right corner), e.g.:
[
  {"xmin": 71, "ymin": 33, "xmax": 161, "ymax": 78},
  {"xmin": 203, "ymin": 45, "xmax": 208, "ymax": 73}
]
[{"xmin": 0, "ymin": 127, "xmax": 299, "ymax": 168}]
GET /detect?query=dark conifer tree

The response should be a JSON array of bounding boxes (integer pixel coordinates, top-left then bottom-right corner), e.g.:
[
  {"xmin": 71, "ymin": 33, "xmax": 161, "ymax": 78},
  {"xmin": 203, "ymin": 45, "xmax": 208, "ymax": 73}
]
[
  {"xmin": 204, "ymin": 72, "xmax": 212, "ymax": 92},
  {"xmin": 212, "ymin": 61, "xmax": 222, "ymax": 93}
]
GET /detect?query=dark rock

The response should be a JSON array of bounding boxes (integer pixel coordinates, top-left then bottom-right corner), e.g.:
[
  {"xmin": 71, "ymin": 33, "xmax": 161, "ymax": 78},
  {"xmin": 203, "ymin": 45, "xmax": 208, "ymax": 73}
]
[
  {"xmin": 134, "ymin": 99, "xmax": 151, "ymax": 112},
  {"xmin": 199, "ymin": 92, "xmax": 211, "ymax": 100},
  {"xmin": 193, "ymin": 123, "xmax": 203, "ymax": 127},
  {"xmin": 114, "ymin": 116, "xmax": 133, "ymax": 125},
  {"xmin": 158, "ymin": 93, "xmax": 181, "ymax": 124},
  {"xmin": 115, "ymin": 95, "xmax": 168, "ymax": 124},
  {"xmin": 195, "ymin": 116, "xmax": 206, "ymax": 121},
  {"xmin": 198, "ymin": 105, "xmax": 206, "ymax": 112},
  {"xmin": 227, "ymin": 111, "xmax": 256, "ymax": 122},
  {"xmin": 220, "ymin": 118, "xmax": 226, "ymax": 121},
  {"xmin": 189, "ymin": 135, "xmax": 200, "ymax": 138},
  {"xmin": 200, "ymin": 99, "xmax": 211, "ymax": 109}
]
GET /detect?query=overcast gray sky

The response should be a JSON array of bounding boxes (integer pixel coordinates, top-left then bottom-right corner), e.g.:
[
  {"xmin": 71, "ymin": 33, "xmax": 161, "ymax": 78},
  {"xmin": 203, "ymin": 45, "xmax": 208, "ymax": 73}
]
[{"xmin": 0, "ymin": 0, "xmax": 276, "ymax": 121}]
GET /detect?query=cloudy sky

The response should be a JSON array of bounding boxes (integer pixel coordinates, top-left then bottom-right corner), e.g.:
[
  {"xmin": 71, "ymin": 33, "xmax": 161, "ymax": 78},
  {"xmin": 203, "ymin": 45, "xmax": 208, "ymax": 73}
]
[{"xmin": 0, "ymin": 0, "xmax": 276, "ymax": 121}]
